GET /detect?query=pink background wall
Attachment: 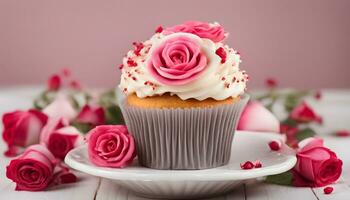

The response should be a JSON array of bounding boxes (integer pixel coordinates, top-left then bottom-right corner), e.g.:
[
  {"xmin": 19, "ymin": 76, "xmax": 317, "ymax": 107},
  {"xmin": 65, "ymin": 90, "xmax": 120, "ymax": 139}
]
[{"xmin": 0, "ymin": 0, "xmax": 349, "ymax": 89}]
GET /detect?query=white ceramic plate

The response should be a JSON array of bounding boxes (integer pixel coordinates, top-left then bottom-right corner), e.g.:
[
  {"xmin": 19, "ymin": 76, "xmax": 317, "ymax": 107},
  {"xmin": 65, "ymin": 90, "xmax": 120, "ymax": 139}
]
[{"xmin": 65, "ymin": 131, "xmax": 296, "ymax": 199}]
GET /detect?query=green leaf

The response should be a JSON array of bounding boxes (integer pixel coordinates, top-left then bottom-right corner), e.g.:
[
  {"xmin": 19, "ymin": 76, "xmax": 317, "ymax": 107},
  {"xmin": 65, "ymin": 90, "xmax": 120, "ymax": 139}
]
[
  {"xmin": 71, "ymin": 121, "xmax": 93, "ymax": 134},
  {"xmin": 281, "ymin": 118, "xmax": 298, "ymax": 127},
  {"xmin": 296, "ymin": 128, "xmax": 316, "ymax": 141},
  {"xmin": 105, "ymin": 105, "xmax": 124, "ymax": 125},
  {"xmin": 265, "ymin": 171, "xmax": 293, "ymax": 186}
]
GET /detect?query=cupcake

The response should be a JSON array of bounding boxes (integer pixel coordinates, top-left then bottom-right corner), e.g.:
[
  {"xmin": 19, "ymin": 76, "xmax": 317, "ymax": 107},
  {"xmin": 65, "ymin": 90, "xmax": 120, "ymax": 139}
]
[{"xmin": 118, "ymin": 21, "xmax": 249, "ymax": 169}]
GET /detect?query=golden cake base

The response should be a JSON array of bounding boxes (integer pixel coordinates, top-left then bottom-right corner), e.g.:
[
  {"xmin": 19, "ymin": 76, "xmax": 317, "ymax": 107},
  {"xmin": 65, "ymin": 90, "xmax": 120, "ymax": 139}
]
[{"xmin": 126, "ymin": 93, "xmax": 240, "ymax": 108}]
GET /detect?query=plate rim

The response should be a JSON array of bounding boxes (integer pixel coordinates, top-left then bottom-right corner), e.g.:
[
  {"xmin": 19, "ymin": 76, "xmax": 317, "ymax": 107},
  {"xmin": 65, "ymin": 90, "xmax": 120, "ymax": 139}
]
[{"xmin": 65, "ymin": 131, "xmax": 296, "ymax": 182}]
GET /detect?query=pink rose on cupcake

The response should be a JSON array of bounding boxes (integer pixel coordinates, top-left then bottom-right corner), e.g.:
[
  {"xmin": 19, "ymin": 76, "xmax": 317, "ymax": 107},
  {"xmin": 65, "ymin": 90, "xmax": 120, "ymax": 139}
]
[
  {"xmin": 2, "ymin": 109, "xmax": 48, "ymax": 157},
  {"xmin": 166, "ymin": 21, "xmax": 227, "ymax": 42},
  {"xmin": 6, "ymin": 145, "xmax": 56, "ymax": 191},
  {"xmin": 148, "ymin": 35, "xmax": 208, "ymax": 85},
  {"xmin": 87, "ymin": 125, "xmax": 136, "ymax": 168}
]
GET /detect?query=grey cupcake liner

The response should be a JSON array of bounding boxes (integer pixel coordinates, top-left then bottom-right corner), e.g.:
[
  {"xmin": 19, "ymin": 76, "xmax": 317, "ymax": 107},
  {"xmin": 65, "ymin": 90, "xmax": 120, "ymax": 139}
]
[{"xmin": 117, "ymin": 91, "xmax": 249, "ymax": 170}]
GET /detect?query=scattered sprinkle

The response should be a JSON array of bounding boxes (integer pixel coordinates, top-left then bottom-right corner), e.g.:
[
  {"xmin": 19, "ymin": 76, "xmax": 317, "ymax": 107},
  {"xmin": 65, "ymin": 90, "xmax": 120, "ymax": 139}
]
[
  {"xmin": 132, "ymin": 42, "xmax": 144, "ymax": 56},
  {"xmin": 254, "ymin": 160, "xmax": 262, "ymax": 168},
  {"xmin": 127, "ymin": 58, "xmax": 137, "ymax": 67},
  {"xmin": 268, "ymin": 141, "xmax": 281, "ymax": 151},
  {"xmin": 314, "ymin": 90, "xmax": 322, "ymax": 100},
  {"xmin": 119, "ymin": 64, "xmax": 124, "ymax": 69},
  {"xmin": 155, "ymin": 26, "xmax": 163, "ymax": 33},
  {"xmin": 240, "ymin": 161, "xmax": 254, "ymax": 170},
  {"xmin": 324, "ymin": 186, "xmax": 333, "ymax": 194},
  {"xmin": 215, "ymin": 47, "xmax": 227, "ymax": 64},
  {"xmin": 335, "ymin": 130, "xmax": 350, "ymax": 137}
]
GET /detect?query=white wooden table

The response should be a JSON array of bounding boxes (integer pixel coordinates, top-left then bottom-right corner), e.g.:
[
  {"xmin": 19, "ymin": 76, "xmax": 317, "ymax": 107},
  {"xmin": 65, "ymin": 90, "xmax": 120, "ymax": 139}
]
[{"xmin": 1, "ymin": 86, "xmax": 350, "ymax": 200}]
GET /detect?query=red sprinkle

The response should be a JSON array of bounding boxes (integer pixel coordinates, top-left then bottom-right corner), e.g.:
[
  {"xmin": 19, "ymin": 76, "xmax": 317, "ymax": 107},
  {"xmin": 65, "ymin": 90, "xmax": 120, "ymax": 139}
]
[
  {"xmin": 324, "ymin": 186, "xmax": 333, "ymax": 194},
  {"xmin": 254, "ymin": 160, "xmax": 262, "ymax": 168},
  {"xmin": 240, "ymin": 161, "xmax": 254, "ymax": 170},
  {"xmin": 335, "ymin": 130, "xmax": 350, "ymax": 137},
  {"xmin": 314, "ymin": 90, "xmax": 322, "ymax": 100},
  {"xmin": 266, "ymin": 78, "xmax": 278, "ymax": 88},
  {"xmin": 215, "ymin": 47, "xmax": 227, "ymax": 64},
  {"xmin": 119, "ymin": 64, "xmax": 124, "ymax": 69},
  {"xmin": 268, "ymin": 141, "xmax": 281, "ymax": 151},
  {"xmin": 133, "ymin": 42, "xmax": 144, "ymax": 56},
  {"xmin": 127, "ymin": 58, "xmax": 137, "ymax": 67},
  {"xmin": 155, "ymin": 26, "xmax": 163, "ymax": 33},
  {"xmin": 221, "ymin": 77, "xmax": 226, "ymax": 81},
  {"xmin": 132, "ymin": 77, "xmax": 137, "ymax": 81}
]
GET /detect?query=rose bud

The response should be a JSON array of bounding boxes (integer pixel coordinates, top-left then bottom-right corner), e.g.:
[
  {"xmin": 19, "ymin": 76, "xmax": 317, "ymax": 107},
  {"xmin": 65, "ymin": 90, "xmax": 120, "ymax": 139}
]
[
  {"xmin": 2, "ymin": 109, "xmax": 48, "ymax": 157},
  {"xmin": 76, "ymin": 105, "xmax": 106, "ymax": 127},
  {"xmin": 292, "ymin": 138, "xmax": 343, "ymax": 187},
  {"xmin": 265, "ymin": 78, "xmax": 278, "ymax": 88},
  {"xmin": 237, "ymin": 101, "xmax": 280, "ymax": 133},
  {"xmin": 40, "ymin": 117, "xmax": 68, "ymax": 145},
  {"xmin": 87, "ymin": 125, "xmax": 136, "ymax": 168},
  {"xmin": 43, "ymin": 93, "xmax": 77, "ymax": 121},
  {"xmin": 290, "ymin": 101, "xmax": 322, "ymax": 124},
  {"xmin": 46, "ymin": 126, "xmax": 84, "ymax": 160},
  {"xmin": 6, "ymin": 144, "xmax": 56, "ymax": 191},
  {"xmin": 47, "ymin": 74, "xmax": 61, "ymax": 91}
]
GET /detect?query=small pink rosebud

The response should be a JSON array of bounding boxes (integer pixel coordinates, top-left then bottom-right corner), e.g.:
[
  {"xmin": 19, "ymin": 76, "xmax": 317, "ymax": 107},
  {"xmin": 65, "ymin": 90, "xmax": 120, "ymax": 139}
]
[
  {"xmin": 292, "ymin": 137, "xmax": 342, "ymax": 187},
  {"xmin": 290, "ymin": 101, "xmax": 321, "ymax": 124},
  {"xmin": 77, "ymin": 105, "xmax": 106, "ymax": 127},
  {"xmin": 47, "ymin": 74, "xmax": 61, "ymax": 91},
  {"xmin": 265, "ymin": 78, "xmax": 277, "ymax": 88}
]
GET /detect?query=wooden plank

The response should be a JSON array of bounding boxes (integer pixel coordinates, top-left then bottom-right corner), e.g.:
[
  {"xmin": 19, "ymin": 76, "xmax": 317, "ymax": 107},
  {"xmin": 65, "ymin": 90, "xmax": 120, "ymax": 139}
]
[
  {"xmin": 245, "ymin": 181, "xmax": 317, "ymax": 200},
  {"xmin": 0, "ymin": 172, "xmax": 100, "ymax": 200}
]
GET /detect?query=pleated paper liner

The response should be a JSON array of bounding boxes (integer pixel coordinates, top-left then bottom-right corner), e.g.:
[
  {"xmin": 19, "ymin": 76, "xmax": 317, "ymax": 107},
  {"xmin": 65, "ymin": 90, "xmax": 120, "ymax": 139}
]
[{"xmin": 118, "ymin": 90, "xmax": 249, "ymax": 169}]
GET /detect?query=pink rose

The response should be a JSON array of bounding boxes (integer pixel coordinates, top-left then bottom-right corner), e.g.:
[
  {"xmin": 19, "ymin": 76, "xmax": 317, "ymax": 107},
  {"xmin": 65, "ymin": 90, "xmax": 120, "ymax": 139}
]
[
  {"xmin": 290, "ymin": 101, "xmax": 322, "ymax": 124},
  {"xmin": 76, "ymin": 105, "xmax": 105, "ymax": 127},
  {"xmin": 40, "ymin": 117, "xmax": 68, "ymax": 145},
  {"xmin": 47, "ymin": 74, "xmax": 61, "ymax": 91},
  {"xmin": 6, "ymin": 145, "xmax": 56, "ymax": 191},
  {"xmin": 166, "ymin": 21, "xmax": 226, "ymax": 42},
  {"xmin": 87, "ymin": 125, "xmax": 136, "ymax": 168},
  {"xmin": 46, "ymin": 126, "xmax": 83, "ymax": 160},
  {"xmin": 237, "ymin": 101, "xmax": 280, "ymax": 133},
  {"xmin": 148, "ymin": 35, "xmax": 208, "ymax": 85},
  {"xmin": 292, "ymin": 138, "xmax": 343, "ymax": 187},
  {"xmin": 2, "ymin": 109, "xmax": 48, "ymax": 157}
]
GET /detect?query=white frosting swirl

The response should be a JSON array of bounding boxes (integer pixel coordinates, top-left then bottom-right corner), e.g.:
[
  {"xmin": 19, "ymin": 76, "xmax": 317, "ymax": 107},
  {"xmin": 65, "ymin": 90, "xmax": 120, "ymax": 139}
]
[{"xmin": 118, "ymin": 32, "xmax": 248, "ymax": 100}]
